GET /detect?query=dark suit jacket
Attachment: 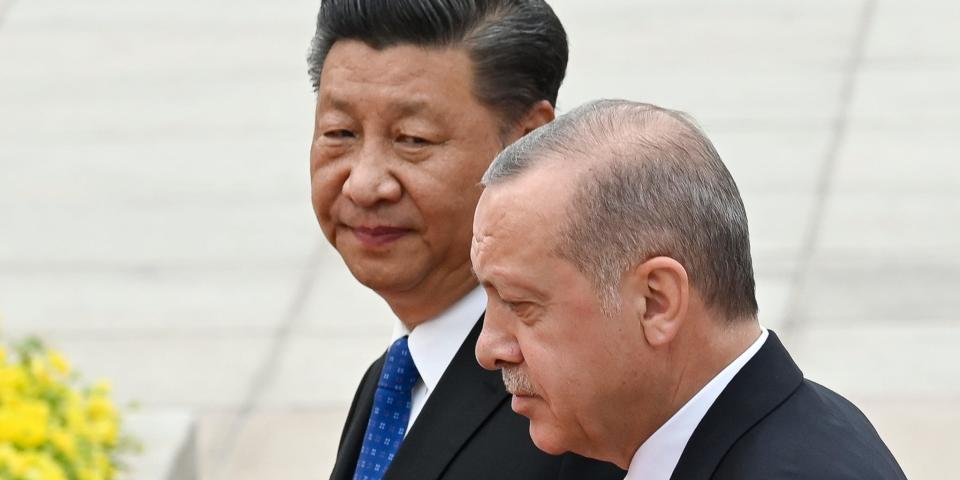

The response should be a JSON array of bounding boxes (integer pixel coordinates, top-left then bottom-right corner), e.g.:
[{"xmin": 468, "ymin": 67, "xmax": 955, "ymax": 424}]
[
  {"xmin": 671, "ymin": 331, "xmax": 906, "ymax": 480},
  {"xmin": 330, "ymin": 316, "xmax": 625, "ymax": 480}
]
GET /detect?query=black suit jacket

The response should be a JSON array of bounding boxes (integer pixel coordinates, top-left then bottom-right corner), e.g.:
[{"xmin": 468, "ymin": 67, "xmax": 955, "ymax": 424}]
[
  {"xmin": 671, "ymin": 331, "xmax": 906, "ymax": 479},
  {"xmin": 330, "ymin": 316, "xmax": 625, "ymax": 480}
]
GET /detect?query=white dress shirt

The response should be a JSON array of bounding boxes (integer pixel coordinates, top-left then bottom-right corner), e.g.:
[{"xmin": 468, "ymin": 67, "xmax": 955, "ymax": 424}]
[
  {"xmin": 624, "ymin": 328, "xmax": 769, "ymax": 480},
  {"xmin": 390, "ymin": 287, "xmax": 487, "ymax": 435}
]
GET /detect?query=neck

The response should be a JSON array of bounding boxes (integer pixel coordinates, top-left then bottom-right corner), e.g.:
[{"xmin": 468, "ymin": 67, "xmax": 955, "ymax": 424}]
[
  {"xmin": 380, "ymin": 266, "xmax": 479, "ymax": 330},
  {"xmin": 611, "ymin": 317, "xmax": 762, "ymax": 469}
]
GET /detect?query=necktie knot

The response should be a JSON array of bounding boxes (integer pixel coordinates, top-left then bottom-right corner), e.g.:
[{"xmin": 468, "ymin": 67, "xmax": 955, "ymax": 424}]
[{"xmin": 379, "ymin": 336, "xmax": 419, "ymax": 393}]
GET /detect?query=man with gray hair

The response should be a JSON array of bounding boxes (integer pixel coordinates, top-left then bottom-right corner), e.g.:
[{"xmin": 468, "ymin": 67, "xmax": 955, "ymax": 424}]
[{"xmin": 471, "ymin": 100, "xmax": 906, "ymax": 479}]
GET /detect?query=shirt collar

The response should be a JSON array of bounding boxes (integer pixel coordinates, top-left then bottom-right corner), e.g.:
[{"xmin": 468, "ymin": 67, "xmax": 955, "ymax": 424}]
[
  {"xmin": 391, "ymin": 287, "xmax": 487, "ymax": 393},
  {"xmin": 625, "ymin": 328, "xmax": 769, "ymax": 480}
]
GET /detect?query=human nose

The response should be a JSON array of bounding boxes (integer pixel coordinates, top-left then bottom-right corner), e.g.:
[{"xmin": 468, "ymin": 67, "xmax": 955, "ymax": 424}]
[
  {"xmin": 342, "ymin": 141, "xmax": 402, "ymax": 208},
  {"xmin": 476, "ymin": 310, "xmax": 523, "ymax": 371}
]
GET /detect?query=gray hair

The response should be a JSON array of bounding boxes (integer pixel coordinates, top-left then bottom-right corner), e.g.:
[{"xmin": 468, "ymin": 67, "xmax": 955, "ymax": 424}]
[{"xmin": 482, "ymin": 99, "xmax": 758, "ymax": 321}]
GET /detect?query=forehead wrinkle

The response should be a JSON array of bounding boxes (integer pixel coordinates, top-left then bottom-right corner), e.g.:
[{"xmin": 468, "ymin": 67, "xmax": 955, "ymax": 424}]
[
  {"xmin": 321, "ymin": 81, "xmax": 451, "ymax": 127},
  {"xmin": 320, "ymin": 54, "xmax": 463, "ymax": 110},
  {"xmin": 325, "ymin": 43, "xmax": 430, "ymax": 84},
  {"xmin": 472, "ymin": 201, "xmax": 516, "ymax": 262}
]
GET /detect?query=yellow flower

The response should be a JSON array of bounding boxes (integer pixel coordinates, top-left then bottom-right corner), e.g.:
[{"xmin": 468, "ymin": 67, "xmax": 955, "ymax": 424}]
[
  {"xmin": 91, "ymin": 419, "xmax": 119, "ymax": 446},
  {"xmin": 0, "ymin": 408, "xmax": 17, "ymax": 443},
  {"xmin": 28, "ymin": 356, "xmax": 52, "ymax": 386},
  {"xmin": 92, "ymin": 379, "xmax": 112, "ymax": 395},
  {"xmin": 0, "ymin": 443, "xmax": 29, "ymax": 476},
  {"xmin": 0, "ymin": 400, "xmax": 50, "ymax": 448},
  {"xmin": 50, "ymin": 428, "xmax": 78, "ymax": 460},
  {"xmin": 1, "ymin": 336, "xmax": 130, "ymax": 480},
  {"xmin": 0, "ymin": 365, "xmax": 27, "ymax": 397},
  {"xmin": 79, "ymin": 470, "xmax": 106, "ymax": 480},
  {"xmin": 21, "ymin": 451, "xmax": 68, "ymax": 480},
  {"xmin": 47, "ymin": 350, "xmax": 72, "ymax": 376},
  {"xmin": 87, "ymin": 395, "xmax": 117, "ymax": 421}
]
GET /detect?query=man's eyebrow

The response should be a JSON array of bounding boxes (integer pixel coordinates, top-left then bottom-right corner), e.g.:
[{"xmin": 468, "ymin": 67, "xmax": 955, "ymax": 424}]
[
  {"xmin": 472, "ymin": 266, "xmax": 547, "ymax": 301},
  {"xmin": 329, "ymin": 97, "xmax": 351, "ymax": 111},
  {"xmin": 317, "ymin": 94, "xmax": 352, "ymax": 114},
  {"xmin": 392, "ymin": 99, "xmax": 433, "ymax": 118},
  {"xmin": 319, "ymin": 96, "xmax": 436, "ymax": 120}
]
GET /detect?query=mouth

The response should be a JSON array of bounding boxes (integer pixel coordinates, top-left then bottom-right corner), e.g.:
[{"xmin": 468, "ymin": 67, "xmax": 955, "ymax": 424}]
[
  {"xmin": 501, "ymin": 366, "xmax": 539, "ymax": 413},
  {"xmin": 503, "ymin": 373, "xmax": 540, "ymax": 416},
  {"xmin": 510, "ymin": 393, "xmax": 539, "ymax": 414},
  {"xmin": 347, "ymin": 225, "xmax": 412, "ymax": 248}
]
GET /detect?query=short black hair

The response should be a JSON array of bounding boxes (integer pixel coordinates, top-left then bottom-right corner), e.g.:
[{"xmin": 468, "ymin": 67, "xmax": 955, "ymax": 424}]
[{"xmin": 307, "ymin": 0, "xmax": 568, "ymax": 126}]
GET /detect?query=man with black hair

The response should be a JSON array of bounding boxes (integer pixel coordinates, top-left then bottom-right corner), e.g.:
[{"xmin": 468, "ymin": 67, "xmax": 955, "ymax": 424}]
[{"xmin": 307, "ymin": 1, "xmax": 625, "ymax": 479}]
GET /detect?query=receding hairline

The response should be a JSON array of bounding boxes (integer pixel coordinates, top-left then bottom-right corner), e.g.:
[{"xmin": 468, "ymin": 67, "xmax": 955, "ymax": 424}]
[{"xmin": 573, "ymin": 102, "xmax": 715, "ymax": 162}]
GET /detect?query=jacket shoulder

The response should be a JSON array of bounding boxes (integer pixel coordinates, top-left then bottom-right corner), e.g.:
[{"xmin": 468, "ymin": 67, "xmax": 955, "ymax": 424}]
[{"xmin": 713, "ymin": 380, "xmax": 906, "ymax": 480}]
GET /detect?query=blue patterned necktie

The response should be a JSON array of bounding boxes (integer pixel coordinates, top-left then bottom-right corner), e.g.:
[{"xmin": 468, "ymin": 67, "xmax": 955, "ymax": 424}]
[{"xmin": 353, "ymin": 336, "xmax": 420, "ymax": 480}]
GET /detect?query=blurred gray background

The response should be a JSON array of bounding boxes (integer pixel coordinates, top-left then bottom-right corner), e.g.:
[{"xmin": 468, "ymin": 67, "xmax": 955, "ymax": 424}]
[{"xmin": 1, "ymin": 0, "xmax": 958, "ymax": 478}]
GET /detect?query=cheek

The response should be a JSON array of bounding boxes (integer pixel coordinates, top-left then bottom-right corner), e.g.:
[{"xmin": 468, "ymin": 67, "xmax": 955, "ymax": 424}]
[
  {"xmin": 398, "ymin": 164, "xmax": 482, "ymax": 231},
  {"xmin": 527, "ymin": 352, "xmax": 594, "ymax": 451},
  {"xmin": 310, "ymin": 160, "xmax": 348, "ymax": 224},
  {"xmin": 441, "ymin": 136, "xmax": 501, "ymax": 188},
  {"xmin": 520, "ymin": 339, "xmax": 579, "ymax": 403},
  {"xmin": 527, "ymin": 332, "xmax": 607, "ymax": 407}
]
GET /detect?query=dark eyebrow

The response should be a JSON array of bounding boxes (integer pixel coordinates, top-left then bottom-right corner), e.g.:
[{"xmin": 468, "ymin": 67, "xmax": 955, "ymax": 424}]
[
  {"xmin": 316, "ymin": 94, "xmax": 353, "ymax": 117},
  {"xmin": 319, "ymin": 95, "xmax": 438, "ymax": 123},
  {"xmin": 392, "ymin": 99, "xmax": 435, "ymax": 119},
  {"xmin": 328, "ymin": 96, "xmax": 351, "ymax": 112}
]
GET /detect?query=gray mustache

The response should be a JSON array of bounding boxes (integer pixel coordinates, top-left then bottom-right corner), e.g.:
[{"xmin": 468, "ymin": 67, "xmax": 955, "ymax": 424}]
[{"xmin": 502, "ymin": 366, "xmax": 537, "ymax": 396}]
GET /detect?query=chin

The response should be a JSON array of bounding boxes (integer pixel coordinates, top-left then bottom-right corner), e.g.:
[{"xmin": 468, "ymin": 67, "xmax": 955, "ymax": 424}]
[
  {"xmin": 528, "ymin": 423, "xmax": 571, "ymax": 456},
  {"xmin": 346, "ymin": 264, "xmax": 408, "ymax": 292},
  {"xmin": 341, "ymin": 254, "xmax": 424, "ymax": 294}
]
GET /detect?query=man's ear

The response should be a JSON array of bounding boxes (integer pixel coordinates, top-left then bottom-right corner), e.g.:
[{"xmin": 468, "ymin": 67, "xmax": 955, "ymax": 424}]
[
  {"xmin": 623, "ymin": 256, "xmax": 689, "ymax": 347},
  {"xmin": 520, "ymin": 100, "xmax": 556, "ymax": 134},
  {"xmin": 505, "ymin": 100, "xmax": 555, "ymax": 143}
]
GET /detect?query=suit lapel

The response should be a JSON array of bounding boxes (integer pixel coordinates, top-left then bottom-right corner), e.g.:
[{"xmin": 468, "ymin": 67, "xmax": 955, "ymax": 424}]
[
  {"xmin": 330, "ymin": 355, "xmax": 386, "ymax": 480},
  {"xmin": 670, "ymin": 331, "xmax": 804, "ymax": 480},
  {"xmin": 385, "ymin": 315, "xmax": 507, "ymax": 480}
]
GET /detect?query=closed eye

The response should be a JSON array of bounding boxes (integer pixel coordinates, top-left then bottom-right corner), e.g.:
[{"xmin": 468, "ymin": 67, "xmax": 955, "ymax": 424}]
[
  {"xmin": 505, "ymin": 300, "xmax": 534, "ymax": 316},
  {"xmin": 324, "ymin": 129, "xmax": 356, "ymax": 139},
  {"xmin": 396, "ymin": 134, "xmax": 431, "ymax": 146}
]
